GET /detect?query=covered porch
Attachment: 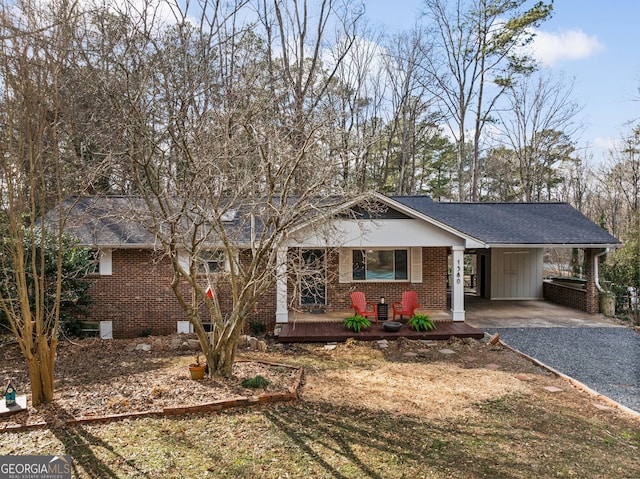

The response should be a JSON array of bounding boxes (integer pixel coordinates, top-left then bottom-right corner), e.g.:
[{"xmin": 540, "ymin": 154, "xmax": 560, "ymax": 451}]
[{"xmin": 272, "ymin": 195, "xmax": 620, "ymax": 338}]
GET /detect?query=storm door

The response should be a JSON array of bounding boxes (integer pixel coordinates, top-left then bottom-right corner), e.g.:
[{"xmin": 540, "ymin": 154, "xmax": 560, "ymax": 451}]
[{"xmin": 299, "ymin": 249, "xmax": 326, "ymax": 306}]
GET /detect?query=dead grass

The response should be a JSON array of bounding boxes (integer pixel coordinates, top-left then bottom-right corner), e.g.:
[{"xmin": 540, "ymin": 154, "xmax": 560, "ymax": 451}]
[{"xmin": 1, "ymin": 335, "xmax": 639, "ymax": 478}]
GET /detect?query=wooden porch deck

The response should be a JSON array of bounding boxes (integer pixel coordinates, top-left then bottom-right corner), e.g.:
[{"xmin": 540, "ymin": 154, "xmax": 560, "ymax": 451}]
[{"xmin": 276, "ymin": 320, "xmax": 485, "ymax": 343}]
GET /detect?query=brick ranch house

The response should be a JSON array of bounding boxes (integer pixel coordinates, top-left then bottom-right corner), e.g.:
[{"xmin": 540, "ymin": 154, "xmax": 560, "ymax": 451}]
[{"xmin": 54, "ymin": 194, "xmax": 620, "ymax": 338}]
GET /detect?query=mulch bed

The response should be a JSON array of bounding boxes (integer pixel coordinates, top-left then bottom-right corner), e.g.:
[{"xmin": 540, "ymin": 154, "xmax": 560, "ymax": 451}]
[{"xmin": 0, "ymin": 336, "xmax": 301, "ymax": 431}]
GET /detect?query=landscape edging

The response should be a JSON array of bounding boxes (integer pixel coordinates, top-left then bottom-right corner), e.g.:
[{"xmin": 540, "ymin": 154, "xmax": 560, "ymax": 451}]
[{"xmin": 0, "ymin": 362, "xmax": 304, "ymax": 433}]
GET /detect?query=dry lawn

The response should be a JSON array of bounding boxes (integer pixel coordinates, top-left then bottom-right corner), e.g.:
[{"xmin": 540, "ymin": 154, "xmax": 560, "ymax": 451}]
[{"xmin": 0, "ymin": 334, "xmax": 639, "ymax": 478}]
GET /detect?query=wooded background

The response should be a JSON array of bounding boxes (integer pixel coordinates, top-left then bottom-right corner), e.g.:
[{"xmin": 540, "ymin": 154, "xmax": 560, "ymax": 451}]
[{"xmin": 0, "ymin": 0, "xmax": 638, "ymax": 395}]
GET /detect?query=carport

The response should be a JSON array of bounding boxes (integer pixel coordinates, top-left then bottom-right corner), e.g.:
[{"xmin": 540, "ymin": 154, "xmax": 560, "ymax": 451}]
[{"xmin": 392, "ymin": 198, "xmax": 622, "ymax": 317}]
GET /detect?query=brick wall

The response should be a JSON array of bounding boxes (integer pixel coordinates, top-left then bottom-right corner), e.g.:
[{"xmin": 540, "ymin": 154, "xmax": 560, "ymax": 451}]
[
  {"xmin": 87, "ymin": 249, "xmax": 187, "ymax": 338},
  {"xmin": 543, "ymin": 281, "xmax": 589, "ymax": 312},
  {"xmin": 320, "ymin": 247, "xmax": 448, "ymax": 312},
  {"xmin": 87, "ymin": 246, "xmax": 448, "ymax": 338},
  {"xmin": 87, "ymin": 248, "xmax": 277, "ymax": 338},
  {"xmin": 583, "ymin": 248, "xmax": 600, "ymax": 314},
  {"xmin": 543, "ymin": 248, "xmax": 600, "ymax": 314},
  {"xmin": 88, "ymin": 245, "xmax": 603, "ymax": 336}
]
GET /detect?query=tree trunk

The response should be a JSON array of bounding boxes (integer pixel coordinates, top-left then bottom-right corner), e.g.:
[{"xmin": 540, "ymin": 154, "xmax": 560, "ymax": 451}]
[
  {"xmin": 457, "ymin": 124, "xmax": 466, "ymax": 201},
  {"xmin": 202, "ymin": 319, "xmax": 243, "ymax": 377},
  {"xmin": 26, "ymin": 337, "xmax": 57, "ymax": 406}
]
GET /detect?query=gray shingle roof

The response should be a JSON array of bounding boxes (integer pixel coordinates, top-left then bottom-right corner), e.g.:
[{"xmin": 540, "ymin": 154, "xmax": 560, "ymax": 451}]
[
  {"xmin": 50, "ymin": 196, "xmax": 157, "ymax": 247},
  {"xmin": 52, "ymin": 195, "xmax": 621, "ymax": 248},
  {"xmin": 391, "ymin": 196, "xmax": 621, "ymax": 246},
  {"xmin": 51, "ymin": 195, "xmax": 313, "ymax": 247}
]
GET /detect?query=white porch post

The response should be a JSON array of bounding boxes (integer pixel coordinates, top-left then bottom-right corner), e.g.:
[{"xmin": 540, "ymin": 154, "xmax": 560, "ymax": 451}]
[
  {"xmin": 275, "ymin": 246, "xmax": 289, "ymax": 323},
  {"xmin": 451, "ymin": 246, "xmax": 466, "ymax": 322}
]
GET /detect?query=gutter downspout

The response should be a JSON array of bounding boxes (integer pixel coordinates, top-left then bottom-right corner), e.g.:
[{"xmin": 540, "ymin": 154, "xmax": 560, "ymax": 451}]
[{"xmin": 594, "ymin": 248, "xmax": 610, "ymax": 293}]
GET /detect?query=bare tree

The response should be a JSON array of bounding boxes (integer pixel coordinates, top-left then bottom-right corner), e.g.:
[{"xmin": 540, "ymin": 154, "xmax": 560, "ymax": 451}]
[
  {"xmin": 378, "ymin": 28, "xmax": 440, "ymax": 195},
  {"xmin": 0, "ymin": 0, "xmax": 97, "ymax": 405},
  {"xmin": 85, "ymin": 0, "xmax": 366, "ymax": 376},
  {"xmin": 556, "ymin": 153, "xmax": 593, "ymax": 212},
  {"xmin": 595, "ymin": 125, "xmax": 640, "ymax": 237},
  {"xmin": 260, "ymin": 0, "xmax": 364, "ymax": 193},
  {"xmin": 492, "ymin": 72, "xmax": 582, "ymax": 201},
  {"xmin": 421, "ymin": 0, "xmax": 553, "ymax": 200},
  {"xmin": 320, "ymin": 26, "xmax": 387, "ymax": 191}
]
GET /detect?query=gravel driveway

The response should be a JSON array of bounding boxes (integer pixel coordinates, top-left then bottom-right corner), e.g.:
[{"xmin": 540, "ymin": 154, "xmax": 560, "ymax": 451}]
[{"xmin": 486, "ymin": 326, "xmax": 640, "ymax": 413}]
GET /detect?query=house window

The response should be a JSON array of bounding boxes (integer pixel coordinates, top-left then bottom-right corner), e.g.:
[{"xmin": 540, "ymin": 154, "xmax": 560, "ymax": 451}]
[
  {"xmin": 352, "ymin": 249, "xmax": 408, "ymax": 281},
  {"xmin": 86, "ymin": 249, "xmax": 112, "ymax": 276},
  {"xmin": 87, "ymin": 250, "xmax": 100, "ymax": 275},
  {"xmin": 199, "ymin": 250, "xmax": 225, "ymax": 274}
]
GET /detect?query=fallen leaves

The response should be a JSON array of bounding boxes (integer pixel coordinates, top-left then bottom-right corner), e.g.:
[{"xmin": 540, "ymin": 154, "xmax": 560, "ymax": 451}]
[{"xmin": 0, "ymin": 336, "xmax": 298, "ymax": 428}]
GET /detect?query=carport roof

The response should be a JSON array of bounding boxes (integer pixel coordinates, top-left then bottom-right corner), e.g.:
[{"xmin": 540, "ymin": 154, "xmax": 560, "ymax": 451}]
[{"xmin": 391, "ymin": 196, "xmax": 621, "ymax": 247}]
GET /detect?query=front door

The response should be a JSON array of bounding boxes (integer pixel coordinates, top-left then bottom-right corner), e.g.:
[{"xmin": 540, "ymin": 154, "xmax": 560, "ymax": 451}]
[{"xmin": 300, "ymin": 249, "xmax": 326, "ymax": 306}]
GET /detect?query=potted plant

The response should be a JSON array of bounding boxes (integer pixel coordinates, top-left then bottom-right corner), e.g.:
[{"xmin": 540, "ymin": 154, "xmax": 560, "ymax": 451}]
[
  {"xmin": 343, "ymin": 314, "xmax": 371, "ymax": 333},
  {"xmin": 407, "ymin": 313, "xmax": 436, "ymax": 331},
  {"xmin": 189, "ymin": 355, "xmax": 207, "ymax": 380}
]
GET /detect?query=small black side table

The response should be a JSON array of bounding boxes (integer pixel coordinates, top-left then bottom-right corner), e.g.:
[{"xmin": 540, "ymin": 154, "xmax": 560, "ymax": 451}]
[{"xmin": 377, "ymin": 302, "xmax": 388, "ymax": 322}]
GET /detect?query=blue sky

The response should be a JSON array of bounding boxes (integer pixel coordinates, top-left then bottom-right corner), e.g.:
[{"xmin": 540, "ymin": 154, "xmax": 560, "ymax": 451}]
[{"xmin": 364, "ymin": 0, "xmax": 640, "ymax": 164}]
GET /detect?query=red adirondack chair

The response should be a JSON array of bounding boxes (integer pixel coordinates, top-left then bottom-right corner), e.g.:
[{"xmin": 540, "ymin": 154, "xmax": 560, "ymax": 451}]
[
  {"xmin": 350, "ymin": 291, "xmax": 378, "ymax": 323},
  {"xmin": 392, "ymin": 291, "xmax": 420, "ymax": 321}
]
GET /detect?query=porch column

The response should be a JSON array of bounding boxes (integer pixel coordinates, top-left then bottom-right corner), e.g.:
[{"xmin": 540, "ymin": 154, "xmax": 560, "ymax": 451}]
[
  {"xmin": 584, "ymin": 248, "xmax": 600, "ymax": 314},
  {"xmin": 451, "ymin": 246, "xmax": 465, "ymax": 321},
  {"xmin": 275, "ymin": 246, "xmax": 289, "ymax": 323}
]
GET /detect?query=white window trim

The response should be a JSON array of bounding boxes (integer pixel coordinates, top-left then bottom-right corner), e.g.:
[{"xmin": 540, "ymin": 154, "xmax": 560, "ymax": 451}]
[
  {"xmin": 98, "ymin": 249, "xmax": 112, "ymax": 276},
  {"xmin": 196, "ymin": 249, "xmax": 236, "ymax": 275},
  {"xmin": 199, "ymin": 250, "xmax": 225, "ymax": 274}
]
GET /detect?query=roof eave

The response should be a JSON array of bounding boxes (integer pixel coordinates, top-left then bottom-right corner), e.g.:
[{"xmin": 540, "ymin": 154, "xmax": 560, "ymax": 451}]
[
  {"xmin": 79, "ymin": 243, "xmax": 159, "ymax": 249},
  {"xmin": 81, "ymin": 241, "xmax": 253, "ymax": 250},
  {"xmin": 485, "ymin": 242, "xmax": 622, "ymax": 249}
]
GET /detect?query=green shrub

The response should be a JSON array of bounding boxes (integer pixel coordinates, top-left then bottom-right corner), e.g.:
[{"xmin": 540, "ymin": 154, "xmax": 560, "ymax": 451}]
[
  {"xmin": 408, "ymin": 313, "xmax": 435, "ymax": 331},
  {"xmin": 241, "ymin": 375, "xmax": 271, "ymax": 389},
  {"xmin": 0, "ymin": 230, "xmax": 93, "ymax": 337},
  {"xmin": 343, "ymin": 314, "xmax": 371, "ymax": 332},
  {"xmin": 601, "ymin": 220, "xmax": 639, "ymax": 318},
  {"xmin": 249, "ymin": 319, "xmax": 267, "ymax": 335}
]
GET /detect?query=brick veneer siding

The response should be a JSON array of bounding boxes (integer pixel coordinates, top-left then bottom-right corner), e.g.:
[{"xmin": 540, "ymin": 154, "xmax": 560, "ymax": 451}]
[
  {"xmin": 583, "ymin": 248, "xmax": 600, "ymax": 314},
  {"xmin": 87, "ymin": 247, "xmax": 448, "ymax": 337},
  {"xmin": 86, "ymin": 245, "xmax": 604, "ymax": 336},
  {"xmin": 543, "ymin": 281, "xmax": 589, "ymax": 312},
  {"xmin": 241, "ymin": 249, "xmax": 276, "ymax": 334},
  {"xmin": 301, "ymin": 247, "xmax": 448, "ymax": 313},
  {"xmin": 87, "ymin": 248, "xmax": 277, "ymax": 338},
  {"xmin": 542, "ymin": 248, "xmax": 600, "ymax": 314},
  {"xmin": 87, "ymin": 249, "xmax": 188, "ymax": 338}
]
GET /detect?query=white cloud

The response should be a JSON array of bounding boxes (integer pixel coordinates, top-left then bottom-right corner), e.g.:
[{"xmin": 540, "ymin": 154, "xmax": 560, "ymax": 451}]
[
  {"xmin": 593, "ymin": 136, "xmax": 616, "ymax": 150},
  {"xmin": 101, "ymin": 0, "xmax": 181, "ymax": 27},
  {"xmin": 529, "ymin": 29, "xmax": 605, "ymax": 66}
]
